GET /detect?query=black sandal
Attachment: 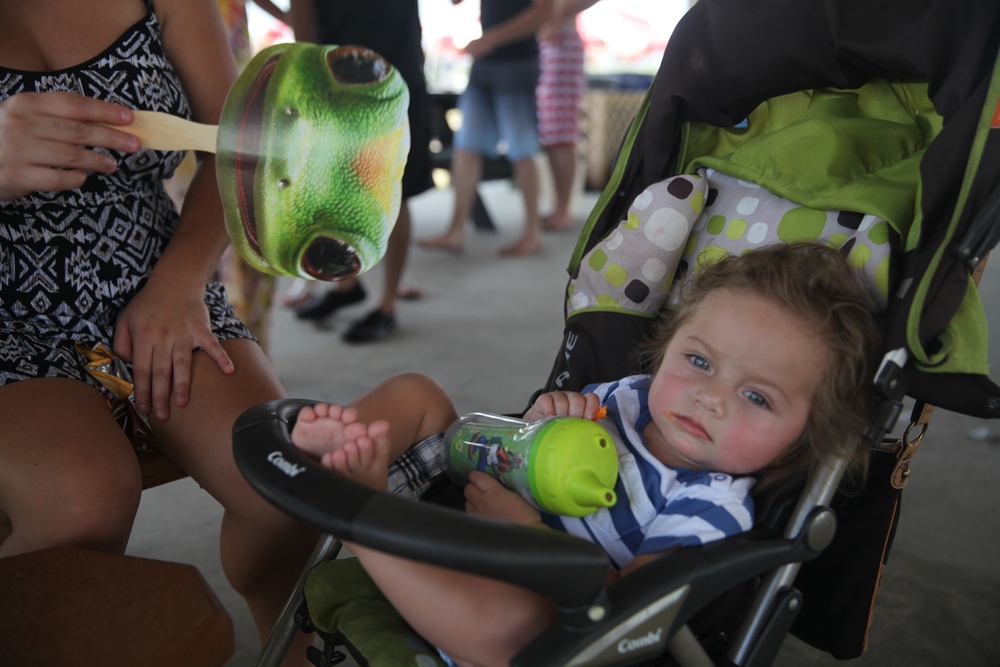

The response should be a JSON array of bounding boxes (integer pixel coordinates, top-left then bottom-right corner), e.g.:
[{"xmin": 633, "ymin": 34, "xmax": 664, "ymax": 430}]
[{"xmin": 294, "ymin": 283, "xmax": 366, "ymax": 321}]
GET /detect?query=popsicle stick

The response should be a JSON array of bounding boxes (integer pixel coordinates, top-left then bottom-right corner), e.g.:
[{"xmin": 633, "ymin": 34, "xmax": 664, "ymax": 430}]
[{"xmin": 121, "ymin": 110, "xmax": 218, "ymax": 153}]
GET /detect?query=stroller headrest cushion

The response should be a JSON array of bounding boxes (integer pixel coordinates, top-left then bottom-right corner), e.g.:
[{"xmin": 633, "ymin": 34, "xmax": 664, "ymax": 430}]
[{"xmin": 567, "ymin": 169, "xmax": 888, "ymax": 320}]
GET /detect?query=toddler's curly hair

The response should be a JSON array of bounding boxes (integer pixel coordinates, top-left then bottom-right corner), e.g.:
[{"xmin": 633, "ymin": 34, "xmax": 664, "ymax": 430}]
[{"xmin": 641, "ymin": 242, "xmax": 883, "ymax": 495}]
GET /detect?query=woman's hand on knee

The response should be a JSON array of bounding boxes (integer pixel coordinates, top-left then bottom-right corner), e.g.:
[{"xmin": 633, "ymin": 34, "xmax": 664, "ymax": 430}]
[{"xmin": 114, "ymin": 276, "xmax": 234, "ymax": 421}]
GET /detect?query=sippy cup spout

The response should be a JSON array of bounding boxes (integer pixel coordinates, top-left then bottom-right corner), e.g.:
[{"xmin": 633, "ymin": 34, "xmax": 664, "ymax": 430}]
[{"xmin": 567, "ymin": 470, "xmax": 617, "ymax": 511}]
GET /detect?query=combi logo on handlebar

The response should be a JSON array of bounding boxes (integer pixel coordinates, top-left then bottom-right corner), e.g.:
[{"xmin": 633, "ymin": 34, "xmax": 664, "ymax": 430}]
[
  {"xmin": 268, "ymin": 451, "xmax": 307, "ymax": 477},
  {"xmin": 618, "ymin": 628, "xmax": 663, "ymax": 654}
]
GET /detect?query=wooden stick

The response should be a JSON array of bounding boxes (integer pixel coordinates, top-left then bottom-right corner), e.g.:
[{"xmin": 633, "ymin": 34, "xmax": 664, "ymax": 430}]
[{"xmin": 120, "ymin": 110, "xmax": 218, "ymax": 153}]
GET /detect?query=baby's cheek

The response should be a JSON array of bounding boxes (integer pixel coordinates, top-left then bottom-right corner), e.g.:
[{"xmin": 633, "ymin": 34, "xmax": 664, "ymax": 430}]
[
  {"xmin": 646, "ymin": 373, "xmax": 678, "ymax": 414},
  {"xmin": 738, "ymin": 420, "xmax": 796, "ymax": 471}
]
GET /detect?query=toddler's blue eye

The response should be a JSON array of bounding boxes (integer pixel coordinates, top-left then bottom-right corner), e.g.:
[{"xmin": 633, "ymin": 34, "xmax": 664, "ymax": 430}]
[
  {"xmin": 744, "ymin": 390, "xmax": 770, "ymax": 408},
  {"xmin": 687, "ymin": 354, "xmax": 710, "ymax": 371}
]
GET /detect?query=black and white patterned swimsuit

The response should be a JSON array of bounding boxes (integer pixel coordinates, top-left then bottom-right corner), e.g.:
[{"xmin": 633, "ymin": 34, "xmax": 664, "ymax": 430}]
[{"xmin": 0, "ymin": 6, "xmax": 253, "ymax": 388}]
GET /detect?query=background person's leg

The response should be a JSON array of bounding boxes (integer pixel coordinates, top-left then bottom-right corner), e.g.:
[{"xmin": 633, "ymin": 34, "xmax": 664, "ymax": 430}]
[
  {"xmin": 538, "ymin": 24, "xmax": 586, "ymax": 232},
  {"xmin": 420, "ymin": 82, "xmax": 496, "ymax": 253},
  {"xmin": 495, "ymin": 87, "xmax": 543, "ymax": 256},
  {"xmin": 541, "ymin": 142, "xmax": 578, "ymax": 231},
  {"xmin": 501, "ymin": 156, "xmax": 544, "ymax": 256},
  {"xmin": 343, "ymin": 202, "xmax": 414, "ymax": 343}
]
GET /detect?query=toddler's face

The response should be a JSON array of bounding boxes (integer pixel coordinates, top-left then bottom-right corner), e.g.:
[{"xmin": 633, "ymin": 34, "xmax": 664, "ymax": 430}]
[{"xmin": 643, "ymin": 288, "xmax": 827, "ymax": 475}]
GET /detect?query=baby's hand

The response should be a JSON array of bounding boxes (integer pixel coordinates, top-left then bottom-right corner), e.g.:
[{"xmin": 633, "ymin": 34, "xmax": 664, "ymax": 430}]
[
  {"xmin": 522, "ymin": 391, "xmax": 602, "ymax": 422},
  {"xmin": 464, "ymin": 472, "xmax": 540, "ymax": 526}
]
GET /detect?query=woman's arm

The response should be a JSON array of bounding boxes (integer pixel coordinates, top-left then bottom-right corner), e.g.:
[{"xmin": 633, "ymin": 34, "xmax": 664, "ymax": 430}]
[
  {"xmin": 464, "ymin": 0, "xmax": 556, "ymax": 59},
  {"xmin": 286, "ymin": 0, "xmax": 317, "ymax": 42},
  {"xmin": 113, "ymin": 0, "xmax": 239, "ymax": 421},
  {"xmin": 251, "ymin": 0, "xmax": 287, "ymax": 24},
  {"xmin": 556, "ymin": 0, "xmax": 600, "ymax": 22}
]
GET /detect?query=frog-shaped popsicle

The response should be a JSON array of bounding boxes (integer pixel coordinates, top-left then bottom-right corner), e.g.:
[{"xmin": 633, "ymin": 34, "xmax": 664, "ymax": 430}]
[{"xmin": 217, "ymin": 43, "xmax": 410, "ymax": 280}]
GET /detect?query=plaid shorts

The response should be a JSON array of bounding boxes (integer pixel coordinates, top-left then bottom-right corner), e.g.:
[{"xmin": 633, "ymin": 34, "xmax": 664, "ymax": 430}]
[{"xmin": 386, "ymin": 432, "xmax": 448, "ymax": 500}]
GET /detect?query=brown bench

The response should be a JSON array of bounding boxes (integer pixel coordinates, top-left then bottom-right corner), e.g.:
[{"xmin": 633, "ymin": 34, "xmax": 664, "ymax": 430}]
[
  {"xmin": 0, "ymin": 546, "xmax": 233, "ymax": 667},
  {"xmin": 0, "ymin": 453, "xmax": 233, "ymax": 667}
]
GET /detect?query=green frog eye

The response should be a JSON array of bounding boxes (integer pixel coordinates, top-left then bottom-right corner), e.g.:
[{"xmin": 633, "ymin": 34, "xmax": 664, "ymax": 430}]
[
  {"xmin": 302, "ymin": 236, "xmax": 361, "ymax": 281},
  {"xmin": 327, "ymin": 46, "xmax": 390, "ymax": 85}
]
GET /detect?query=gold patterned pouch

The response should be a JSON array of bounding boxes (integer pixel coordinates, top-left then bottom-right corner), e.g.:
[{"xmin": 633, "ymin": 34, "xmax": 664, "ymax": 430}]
[{"xmin": 74, "ymin": 342, "xmax": 155, "ymax": 453}]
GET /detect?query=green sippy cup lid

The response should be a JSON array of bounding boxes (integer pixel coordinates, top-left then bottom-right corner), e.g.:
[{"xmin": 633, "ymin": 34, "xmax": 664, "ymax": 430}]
[{"xmin": 529, "ymin": 417, "xmax": 619, "ymax": 517}]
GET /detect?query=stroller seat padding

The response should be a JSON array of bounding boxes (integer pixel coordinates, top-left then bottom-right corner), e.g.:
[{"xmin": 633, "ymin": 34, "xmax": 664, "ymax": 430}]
[
  {"xmin": 305, "ymin": 557, "xmax": 447, "ymax": 667},
  {"xmin": 568, "ymin": 169, "xmax": 892, "ymax": 322}
]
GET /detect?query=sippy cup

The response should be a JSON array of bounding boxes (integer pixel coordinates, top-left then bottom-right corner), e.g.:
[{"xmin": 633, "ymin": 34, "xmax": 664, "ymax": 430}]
[{"xmin": 441, "ymin": 412, "xmax": 618, "ymax": 517}]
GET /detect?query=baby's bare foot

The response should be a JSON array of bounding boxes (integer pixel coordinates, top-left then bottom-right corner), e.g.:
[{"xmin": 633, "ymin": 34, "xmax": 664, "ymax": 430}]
[
  {"xmin": 291, "ymin": 403, "xmax": 367, "ymax": 458},
  {"xmin": 322, "ymin": 419, "xmax": 392, "ymax": 490}
]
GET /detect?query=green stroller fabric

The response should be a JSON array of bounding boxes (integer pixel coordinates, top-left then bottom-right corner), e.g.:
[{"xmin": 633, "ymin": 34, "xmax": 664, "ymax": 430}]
[
  {"xmin": 570, "ymin": 77, "xmax": 991, "ymax": 381},
  {"xmin": 540, "ymin": 0, "xmax": 1000, "ymax": 659},
  {"xmin": 548, "ymin": 0, "xmax": 1000, "ymax": 419},
  {"xmin": 304, "ymin": 557, "xmax": 446, "ymax": 667},
  {"xmin": 685, "ymin": 82, "xmax": 988, "ymax": 377}
]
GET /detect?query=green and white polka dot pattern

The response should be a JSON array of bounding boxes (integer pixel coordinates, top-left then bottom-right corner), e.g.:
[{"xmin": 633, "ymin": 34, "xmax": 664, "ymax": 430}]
[
  {"xmin": 568, "ymin": 168, "xmax": 891, "ymax": 319},
  {"xmin": 568, "ymin": 172, "xmax": 706, "ymax": 317}
]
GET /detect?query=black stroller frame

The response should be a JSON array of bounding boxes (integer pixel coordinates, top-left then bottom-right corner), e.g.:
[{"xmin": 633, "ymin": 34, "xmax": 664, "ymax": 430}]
[{"xmin": 235, "ymin": 0, "xmax": 1000, "ymax": 665}]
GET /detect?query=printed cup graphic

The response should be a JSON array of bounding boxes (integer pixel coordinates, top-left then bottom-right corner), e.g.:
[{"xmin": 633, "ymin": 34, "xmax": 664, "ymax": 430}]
[{"xmin": 442, "ymin": 413, "xmax": 618, "ymax": 517}]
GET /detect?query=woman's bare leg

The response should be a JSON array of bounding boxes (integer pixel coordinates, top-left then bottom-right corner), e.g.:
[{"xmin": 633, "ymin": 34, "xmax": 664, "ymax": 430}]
[
  {"xmin": 378, "ymin": 203, "xmax": 412, "ymax": 315},
  {"xmin": 499, "ymin": 155, "xmax": 543, "ymax": 257},
  {"xmin": 0, "ymin": 378, "xmax": 141, "ymax": 556},
  {"xmin": 419, "ymin": 149, "xmax": 483, "ymax": 253},
  {"xmin": 150, "ymin": 339, "xmax": 317, "ymax": 665},
  {"xmin": 542, "ymin": 143, "xmax": 577, "ymax": 231}
]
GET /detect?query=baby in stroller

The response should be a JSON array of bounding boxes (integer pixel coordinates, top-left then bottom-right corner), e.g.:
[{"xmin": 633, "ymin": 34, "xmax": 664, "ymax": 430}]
[{"xmin": 289, "ymin": 242, "xmax": 882, "ymax": 667}]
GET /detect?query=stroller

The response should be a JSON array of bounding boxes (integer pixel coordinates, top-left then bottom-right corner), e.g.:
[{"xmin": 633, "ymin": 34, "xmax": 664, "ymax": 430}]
[{"xmin": 232, "ymin": 0, "xmax": 1000, "ymax": 665}]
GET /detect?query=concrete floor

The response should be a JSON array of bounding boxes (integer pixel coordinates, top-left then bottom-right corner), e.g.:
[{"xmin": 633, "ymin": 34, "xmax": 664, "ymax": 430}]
[{"xmin": 126, "ymin": 179, "xmax": 1000, "ymax": 666}]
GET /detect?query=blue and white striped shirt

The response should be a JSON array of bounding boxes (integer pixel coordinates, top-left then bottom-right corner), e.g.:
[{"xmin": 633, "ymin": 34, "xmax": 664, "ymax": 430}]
[{"xmin": 541, "ymin": 375, "xmax": 756, "ymax": 570}]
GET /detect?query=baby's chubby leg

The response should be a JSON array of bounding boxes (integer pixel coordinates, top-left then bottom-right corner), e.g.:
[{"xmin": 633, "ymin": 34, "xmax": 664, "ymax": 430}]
[{"xmin": 291, "ymin": 403, "xmax": 392, "ymax": 490}]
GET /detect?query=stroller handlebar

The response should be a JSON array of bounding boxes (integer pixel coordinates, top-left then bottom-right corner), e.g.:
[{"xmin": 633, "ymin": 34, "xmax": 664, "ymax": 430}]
[{"xmin": 231, "ymin": 399, "xmax": 611, "ymax": 610}]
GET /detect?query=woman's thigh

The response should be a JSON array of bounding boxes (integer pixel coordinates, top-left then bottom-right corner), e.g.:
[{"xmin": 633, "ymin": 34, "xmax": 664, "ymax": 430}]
[
  {"xmin": 149, "ymin": 338, "xmax": 285, "ymax": 511},
  {"xmin": 0, "ymin": 377, "xmax": 141, "ymax": 554}
]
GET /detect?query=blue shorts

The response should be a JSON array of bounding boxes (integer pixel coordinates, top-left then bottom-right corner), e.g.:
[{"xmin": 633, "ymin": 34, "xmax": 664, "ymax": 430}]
[{"xmin": 454, "ymin": 73, "xmax": 539, "ymax": 162}]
